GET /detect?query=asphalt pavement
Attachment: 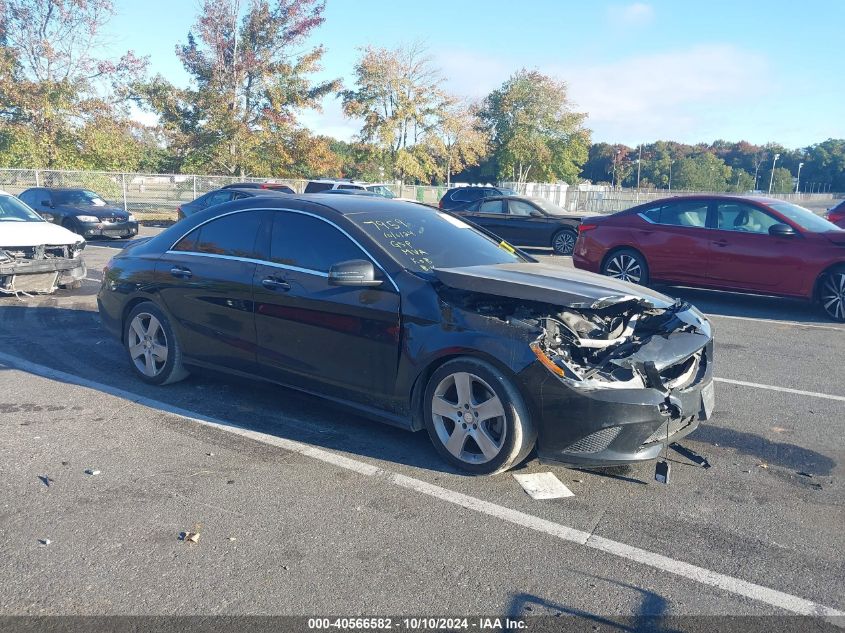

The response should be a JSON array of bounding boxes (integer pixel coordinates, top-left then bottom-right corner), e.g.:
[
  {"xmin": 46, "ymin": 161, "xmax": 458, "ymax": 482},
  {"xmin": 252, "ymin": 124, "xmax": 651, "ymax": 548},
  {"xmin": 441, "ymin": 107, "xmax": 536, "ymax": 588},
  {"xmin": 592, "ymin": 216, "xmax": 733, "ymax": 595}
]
[{"xmin": 0, "ymin": 227, "xmax": 843, "ymax": 625}]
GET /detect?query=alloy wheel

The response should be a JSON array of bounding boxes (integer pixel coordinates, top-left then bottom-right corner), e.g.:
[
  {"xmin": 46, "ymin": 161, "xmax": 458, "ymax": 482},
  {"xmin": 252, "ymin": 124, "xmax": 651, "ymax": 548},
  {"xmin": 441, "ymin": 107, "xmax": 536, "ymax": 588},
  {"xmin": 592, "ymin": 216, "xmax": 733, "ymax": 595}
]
[
  {"xmin": 821, "ymin": 272, "xmax": 845, "ymax": 321},
  {"xmin": 553, "ymin": 231, "xmax": 576, "ymax": 255},
  {"xmin": 127, "ymin": 312, "xmax": 169, "ymax": 377},
  {"xmin": 605, "ymin": 254, "xmax": 642, "ymax": 283},
  {"xmin": 430, "ymin": 371, "xmax": 507, "ymax": 465}
]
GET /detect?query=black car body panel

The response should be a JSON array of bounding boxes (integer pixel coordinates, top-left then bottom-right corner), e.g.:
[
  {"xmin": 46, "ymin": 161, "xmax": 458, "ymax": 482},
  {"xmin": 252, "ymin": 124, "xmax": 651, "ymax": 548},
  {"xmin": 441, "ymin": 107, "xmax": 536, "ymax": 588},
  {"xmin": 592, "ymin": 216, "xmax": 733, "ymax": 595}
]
[
  {"xmin": 451, "ymin": 195, "xmax": 588, "ymax": 250},
  {"xmin": 434, "ymin": 262, "xmax": 676, "ymax": 310},
  {"xmin": 98, "ymin": 196, "xmax": 714, "ymax": 468},
  {"xmin": 438, "ymin": 186, "xmax": 517, "ymax": 211}
]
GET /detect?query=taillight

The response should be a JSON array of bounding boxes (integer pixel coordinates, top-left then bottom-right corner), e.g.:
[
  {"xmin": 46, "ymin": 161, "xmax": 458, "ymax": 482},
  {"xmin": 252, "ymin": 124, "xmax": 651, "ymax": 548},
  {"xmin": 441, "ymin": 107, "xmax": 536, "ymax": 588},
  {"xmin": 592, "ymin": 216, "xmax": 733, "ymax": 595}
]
[
  {"xmin": 829, "ymin": 209, "xmax": 845, "ymax": 222},
  {"xmin": 438, "ymin": 200, "xmax": 444, "ymax": 209},
  {"xmin": 578, "ymin": 223, "xmax": 598, "ymax": 232}
]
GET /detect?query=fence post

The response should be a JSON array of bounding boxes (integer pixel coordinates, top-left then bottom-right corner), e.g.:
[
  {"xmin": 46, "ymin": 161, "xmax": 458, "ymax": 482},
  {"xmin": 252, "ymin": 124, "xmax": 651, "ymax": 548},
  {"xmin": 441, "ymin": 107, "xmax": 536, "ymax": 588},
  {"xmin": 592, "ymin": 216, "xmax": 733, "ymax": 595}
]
[
  {"xmin": 121, "ymin": 173, "xmax": 128, "ymax": 212},
  {"xmin": 193, "ymin": 175, "xmax": 197, "ymax": 199},
  {"xmin": 34, "ymin": 170, "xmax": 40, "ymax": 187}
]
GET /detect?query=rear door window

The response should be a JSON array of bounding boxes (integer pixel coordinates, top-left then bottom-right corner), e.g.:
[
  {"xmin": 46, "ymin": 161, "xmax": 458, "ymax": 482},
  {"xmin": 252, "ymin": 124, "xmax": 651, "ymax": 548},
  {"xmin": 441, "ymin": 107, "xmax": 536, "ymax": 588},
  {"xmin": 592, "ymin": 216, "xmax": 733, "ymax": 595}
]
[
  {"xmin": 646, "ymin": 201, "xmax": 709, "ymax": 227},
  {"xmin": 304, "ymin": 182, "xmax": 334, "ymax": 193},
  {"xmin": 478, "ymin": 199, "xmax": 505, "ymax": 214},
  {"xmin": 173, "ymin": 211, "xmax": 263, "ymax": 258}
]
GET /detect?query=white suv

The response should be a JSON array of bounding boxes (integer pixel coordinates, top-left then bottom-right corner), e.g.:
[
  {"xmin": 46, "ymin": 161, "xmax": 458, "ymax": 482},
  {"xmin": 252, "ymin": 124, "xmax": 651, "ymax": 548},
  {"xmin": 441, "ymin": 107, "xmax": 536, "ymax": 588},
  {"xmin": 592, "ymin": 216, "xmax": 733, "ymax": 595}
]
[{"xmin": 304, "ymin": 179, "xmax": 396, "ymax": 198}]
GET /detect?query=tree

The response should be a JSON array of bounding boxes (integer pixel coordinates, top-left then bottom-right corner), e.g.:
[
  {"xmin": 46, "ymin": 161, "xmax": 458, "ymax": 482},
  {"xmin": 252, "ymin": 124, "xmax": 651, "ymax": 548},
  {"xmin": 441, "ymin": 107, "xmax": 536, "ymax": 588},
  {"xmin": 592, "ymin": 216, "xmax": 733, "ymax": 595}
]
[
  {"xmin": 426, "ymin": 101, "xmax": 488, "ymax": 186},
  {"xmin": 671, "ymin": 154, "xmax": 732, "ymax": 191},
  {"xmin": 479, "ymin": 70, "xmax": 589, "ymax": 185},
  {"xmin": 0, "ymin": 0, "xmax": 147, "ymax": 169},
  {"xmin": 136, "ymin": 0, "xmax": 339, "ymax": 176},
  {"xmin": 341, "ymin": 42, "xmax": 449, "ymax": 182}
]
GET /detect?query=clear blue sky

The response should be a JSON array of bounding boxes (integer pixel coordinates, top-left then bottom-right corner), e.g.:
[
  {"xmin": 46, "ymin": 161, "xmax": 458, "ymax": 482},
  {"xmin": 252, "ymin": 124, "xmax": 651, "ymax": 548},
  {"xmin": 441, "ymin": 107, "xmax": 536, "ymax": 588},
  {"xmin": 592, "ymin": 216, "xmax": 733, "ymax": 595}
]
[{"xmin": 107, "ymin": 0, "xmax": 844, "ymax": 148}]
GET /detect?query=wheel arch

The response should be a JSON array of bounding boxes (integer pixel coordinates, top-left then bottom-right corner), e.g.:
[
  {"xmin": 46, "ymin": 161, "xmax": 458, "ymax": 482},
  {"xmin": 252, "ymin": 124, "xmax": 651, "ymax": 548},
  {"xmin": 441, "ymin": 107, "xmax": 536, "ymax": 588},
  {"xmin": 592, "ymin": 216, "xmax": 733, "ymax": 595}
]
[
  {"xmin": 812, "ymin": 262, "xmax": 845, "ymax": 302},
  {"xmin": 600, "ymin": 244, "xmax": 650, "ymax": 273},
  {"xmin": 408, "ymin": 349, "xmax": 521, "ymax": 432}
]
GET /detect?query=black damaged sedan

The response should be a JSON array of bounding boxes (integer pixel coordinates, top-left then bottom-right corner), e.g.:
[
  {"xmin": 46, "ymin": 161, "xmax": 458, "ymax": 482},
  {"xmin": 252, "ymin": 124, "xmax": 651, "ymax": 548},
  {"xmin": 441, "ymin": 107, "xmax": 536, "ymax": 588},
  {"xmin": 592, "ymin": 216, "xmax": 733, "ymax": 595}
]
[{"xmin": 98, "ymin": 196, "xmax": 714, "ymax": 474}]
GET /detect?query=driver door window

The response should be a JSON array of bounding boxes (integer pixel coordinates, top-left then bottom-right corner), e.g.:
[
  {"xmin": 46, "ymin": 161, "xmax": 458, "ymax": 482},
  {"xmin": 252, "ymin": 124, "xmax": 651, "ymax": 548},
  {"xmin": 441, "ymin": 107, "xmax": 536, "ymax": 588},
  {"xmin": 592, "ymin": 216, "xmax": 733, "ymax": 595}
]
[
  {"xmin": 270, "ymin": 212, "xmax": 367, "ymax": 273},
  {"xmin": 716, "ymin": 203, "xmax": 779, "ymax": 234}
]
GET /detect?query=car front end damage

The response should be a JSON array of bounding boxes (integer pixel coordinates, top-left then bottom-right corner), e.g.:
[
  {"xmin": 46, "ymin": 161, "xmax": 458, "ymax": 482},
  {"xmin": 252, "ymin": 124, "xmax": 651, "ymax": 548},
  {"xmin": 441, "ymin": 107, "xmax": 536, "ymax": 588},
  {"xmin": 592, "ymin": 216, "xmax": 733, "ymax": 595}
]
[
  {"xmin": 0, "ymin": 242, "xmax": 87, "ymax": 295},
  {"xmin": 434, "ymin": 263, "xmax": 714, "ymax": 468}
]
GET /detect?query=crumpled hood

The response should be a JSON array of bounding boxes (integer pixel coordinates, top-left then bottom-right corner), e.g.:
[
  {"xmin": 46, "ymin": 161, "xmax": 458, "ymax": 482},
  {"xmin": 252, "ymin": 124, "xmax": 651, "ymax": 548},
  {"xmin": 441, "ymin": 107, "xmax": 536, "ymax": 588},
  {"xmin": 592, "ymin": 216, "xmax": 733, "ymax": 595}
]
[
  {"xmin": 0, "ymin": 221, "xmax": 84, "ymax": 247},
  {"xmin": 434, "ymin": 262, "xmax": 676, "ymax": 310}
]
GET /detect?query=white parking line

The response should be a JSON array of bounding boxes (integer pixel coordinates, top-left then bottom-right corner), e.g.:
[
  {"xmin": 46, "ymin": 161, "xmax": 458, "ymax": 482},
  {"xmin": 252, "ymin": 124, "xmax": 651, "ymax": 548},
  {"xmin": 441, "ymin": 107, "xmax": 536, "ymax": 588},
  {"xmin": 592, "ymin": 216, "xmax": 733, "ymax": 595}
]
[
  {"xmin": 715, "ymin": 377, "xmax": 845, "ymax": 403},
  {"xmin": 0, "ymin": 350, "xmax": 842, "ymax": 618},
  {"xmin": 709, "ymin": 313, "xmax": 845, "ymax": 332}
]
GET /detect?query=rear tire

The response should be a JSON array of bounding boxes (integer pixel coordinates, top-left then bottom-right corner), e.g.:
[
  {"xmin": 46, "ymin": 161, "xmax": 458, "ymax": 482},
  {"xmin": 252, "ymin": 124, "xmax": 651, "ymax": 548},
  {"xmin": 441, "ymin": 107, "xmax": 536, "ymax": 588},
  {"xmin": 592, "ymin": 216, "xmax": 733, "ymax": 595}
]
[
  {"xmin": 818, "ymin": 267, "xmax": 845, "ymax": 322},
  {"xmin": 423, "ymin": 358, "xmax": 536, "ymax": 475},
  {"xmin": 552, "ymin": 229, "xmax": 577, "ymax": 255},
  {"xmin": 601, "ymin": 248, "xmax": 649, "ymax": 285},
  {"xmin": 124, "ymin": 302, "xmax": 189, "ymax": 385}
]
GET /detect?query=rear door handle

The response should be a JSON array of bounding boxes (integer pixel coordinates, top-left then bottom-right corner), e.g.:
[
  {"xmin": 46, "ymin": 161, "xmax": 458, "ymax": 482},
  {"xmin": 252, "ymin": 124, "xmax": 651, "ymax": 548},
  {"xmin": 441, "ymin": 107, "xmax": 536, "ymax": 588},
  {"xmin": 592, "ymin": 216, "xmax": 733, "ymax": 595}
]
[
  {"xmin": 261, "ymin": 276, "xmax": 290, "ymax": 291},
  {"xmin": 170, "ymin": 266, "xmax": 193, "ymax": 278},
  {"xmin": 713, "ymin": 240, "xmax": 729, "ymax": 247}
]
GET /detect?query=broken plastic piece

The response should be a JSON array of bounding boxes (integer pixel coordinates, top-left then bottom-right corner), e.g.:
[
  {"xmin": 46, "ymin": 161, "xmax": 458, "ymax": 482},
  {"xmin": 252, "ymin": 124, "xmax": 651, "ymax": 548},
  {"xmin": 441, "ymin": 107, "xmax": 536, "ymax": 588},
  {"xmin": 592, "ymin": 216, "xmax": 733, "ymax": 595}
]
[
  {"xmin": 84, "ymin": 469, "xmax": 101, "ymax": 476},
  {"xmin": 181, "ymin": 531, "xmax": 200, "ymax": 544}
]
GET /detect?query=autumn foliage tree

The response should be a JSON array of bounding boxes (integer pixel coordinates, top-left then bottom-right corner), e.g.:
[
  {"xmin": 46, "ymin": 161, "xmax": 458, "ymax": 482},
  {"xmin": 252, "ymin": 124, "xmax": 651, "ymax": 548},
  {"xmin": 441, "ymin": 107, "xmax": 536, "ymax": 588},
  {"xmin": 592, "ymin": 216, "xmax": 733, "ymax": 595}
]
[
  {"xmin": 480, "ymin": 70, "xmax": 589, "ymax": 186},
  {"xmin": 135, "ymin": 0, "xmax": 339, "ymax": 177},
  {"xmin": 341, "ymin": 42, "xmax": 451, "ymax": 182},
  {"xmin": 0, "ymin": 0, "xmax": 147, "ymax": 169}
]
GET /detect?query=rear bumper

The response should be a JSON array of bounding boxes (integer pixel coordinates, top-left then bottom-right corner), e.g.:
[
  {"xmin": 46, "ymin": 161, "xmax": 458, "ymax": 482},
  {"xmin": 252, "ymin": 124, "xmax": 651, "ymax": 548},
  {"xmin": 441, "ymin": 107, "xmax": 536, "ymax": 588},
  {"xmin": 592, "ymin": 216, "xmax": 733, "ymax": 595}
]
[{"xmin": 520, "ymin": 341, "xmax": 714, "ymax": 468}]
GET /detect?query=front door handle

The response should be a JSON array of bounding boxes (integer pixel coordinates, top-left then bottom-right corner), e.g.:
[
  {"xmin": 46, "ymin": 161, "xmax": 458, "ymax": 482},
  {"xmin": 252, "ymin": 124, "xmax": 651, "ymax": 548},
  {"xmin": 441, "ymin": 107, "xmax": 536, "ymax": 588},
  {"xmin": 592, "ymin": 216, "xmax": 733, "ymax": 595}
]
[
  {"xmin": 713, "ymin": 240, "xmax": 729, "ymax": 248},
  {"xmin": 261, "ymin": 276, "xmax": 290, "ymax": 291},
  {"xmin": 170, "ymin": 266, "xmax": 193, "ymax": 278}
]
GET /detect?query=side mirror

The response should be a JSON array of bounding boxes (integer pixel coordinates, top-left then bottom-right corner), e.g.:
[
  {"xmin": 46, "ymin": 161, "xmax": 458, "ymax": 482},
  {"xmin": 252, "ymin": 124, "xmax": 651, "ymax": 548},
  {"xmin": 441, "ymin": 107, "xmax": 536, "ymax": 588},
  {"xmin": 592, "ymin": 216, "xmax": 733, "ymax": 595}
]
[
  {"xmin": 769, "ymin": 223, "xmax": 797, "ymax": 237},
  {"xmin": 328, "ymin": 259, "xmax": 383, "ymax": 287},
  {"xmin": 529, "ymin": 210, "xmax": 543, "ymax": 218}
]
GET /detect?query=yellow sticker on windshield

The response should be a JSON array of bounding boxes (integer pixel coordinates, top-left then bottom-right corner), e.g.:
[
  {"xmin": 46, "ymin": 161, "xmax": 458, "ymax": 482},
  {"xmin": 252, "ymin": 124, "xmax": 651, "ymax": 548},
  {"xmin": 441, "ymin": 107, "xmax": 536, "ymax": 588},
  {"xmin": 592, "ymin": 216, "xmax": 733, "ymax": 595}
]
[{"xmin": 498, "ymin": 240, "xmax": 516, "ymax": 254}]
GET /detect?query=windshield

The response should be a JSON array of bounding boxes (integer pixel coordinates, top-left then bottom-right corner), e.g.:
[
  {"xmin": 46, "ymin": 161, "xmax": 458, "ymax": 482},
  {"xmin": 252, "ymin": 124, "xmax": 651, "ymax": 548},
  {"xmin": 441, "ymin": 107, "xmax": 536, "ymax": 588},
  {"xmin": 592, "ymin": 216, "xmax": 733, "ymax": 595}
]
[
  {"xmin": 54, "ymin": 190, "xmax": 107, "ymax": 206},
  {"xmin": 348, "ymin": 207, "xmax": 523, "ymax": 274},
  {"xmin": 366, "ymin": 185, "xmax": 396, "ymax": 198},
  {"xmin": 0, "ymin": 195, "xmax": 45, "ymax": 222},
  {"xmin": 500, "ymin": 188, "xmax": 517, "ymax": 196},
  {"xmin": 530, "ymin": 197, "xmax": 568, "ymax": 215},
  {"xmin": 768, "ymin": 201, "xmax": 841, "ymax": 232}
]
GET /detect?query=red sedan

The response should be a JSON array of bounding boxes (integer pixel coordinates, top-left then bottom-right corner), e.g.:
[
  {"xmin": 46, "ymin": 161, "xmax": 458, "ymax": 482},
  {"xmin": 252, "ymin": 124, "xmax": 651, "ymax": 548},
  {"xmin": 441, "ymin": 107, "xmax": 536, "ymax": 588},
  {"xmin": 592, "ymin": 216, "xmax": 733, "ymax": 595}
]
[
  {"xmin": 573, "ymin": 195, "xmax": 845, "ymax": 321},
  {"xmin": 827, "ymin": 200, "xmax": 845, "ymax": 229}
]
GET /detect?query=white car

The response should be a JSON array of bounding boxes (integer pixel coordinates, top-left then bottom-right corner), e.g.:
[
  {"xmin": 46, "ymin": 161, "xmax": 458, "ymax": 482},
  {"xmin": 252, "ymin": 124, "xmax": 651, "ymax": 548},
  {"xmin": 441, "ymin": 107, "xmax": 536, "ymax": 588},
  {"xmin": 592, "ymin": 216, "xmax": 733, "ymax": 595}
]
[
  {"xmin": 303, "ymin": 179, "xmax": 397, "ymax": 198},
  {"xmin": 0, "ymin": 191, "xmax": 87, "ymax": 295}
]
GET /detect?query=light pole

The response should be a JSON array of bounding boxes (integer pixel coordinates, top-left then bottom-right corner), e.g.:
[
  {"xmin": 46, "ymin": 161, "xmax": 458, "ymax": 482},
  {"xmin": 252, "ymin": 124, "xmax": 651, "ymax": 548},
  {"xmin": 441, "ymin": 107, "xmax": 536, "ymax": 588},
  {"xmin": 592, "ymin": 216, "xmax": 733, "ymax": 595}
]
[
  {"xmin": 611, "ymin": 149, "xmax": 620, "ymax": 189},
  {"xmin": 668, "ymin": 160, "xmax": 674, "ymax": 192},
  {"xmin": 795, "ymin": 162, "xmax": 803, "ymax": 193},
  {"xmin": 636, "ymin": 144, "xmax": 642, "ymax": 189},
  {"xmin": 768, "ymin": 153, "xmax": 780, "ymax": 194}
]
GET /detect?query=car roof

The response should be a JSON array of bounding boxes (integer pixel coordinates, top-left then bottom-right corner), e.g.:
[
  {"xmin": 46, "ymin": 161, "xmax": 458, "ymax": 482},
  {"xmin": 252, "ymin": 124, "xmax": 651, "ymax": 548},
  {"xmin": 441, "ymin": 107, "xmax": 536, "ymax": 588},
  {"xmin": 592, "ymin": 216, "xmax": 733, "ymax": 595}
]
[
  {"xmin": 196, "ymin": 193, "xmax": 433, "ymax": 219},
  {"xmin": 219, "ymin": 188, "xmax": 286, "ymax": 196},
  {"xmin": 629, "ymin": 194, "xmax": 790, "ymax": 208}
]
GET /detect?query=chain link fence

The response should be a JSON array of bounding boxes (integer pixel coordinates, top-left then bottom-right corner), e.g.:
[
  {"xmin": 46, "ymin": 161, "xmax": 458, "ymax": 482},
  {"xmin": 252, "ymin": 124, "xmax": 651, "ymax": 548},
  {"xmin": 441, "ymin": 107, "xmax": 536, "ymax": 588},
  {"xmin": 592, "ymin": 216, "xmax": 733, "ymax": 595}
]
[{"xmin": 0, "ymin": 168, "xmax": 839, "ymax": 220}]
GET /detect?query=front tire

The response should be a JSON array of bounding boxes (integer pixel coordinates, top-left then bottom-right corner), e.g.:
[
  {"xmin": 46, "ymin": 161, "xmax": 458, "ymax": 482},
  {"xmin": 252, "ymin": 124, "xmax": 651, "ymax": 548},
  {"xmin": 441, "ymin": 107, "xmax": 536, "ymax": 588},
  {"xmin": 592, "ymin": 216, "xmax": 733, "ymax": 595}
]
[
  {"xmin": 552, "ymin": 229, "xmax": 577, "ymax": 255},
  {"xmin": 819, "ymin": 267, "xmax": 845, "ymax": 322},
  {"xmin": 124, "ymin": 302, "xmax": 189, "ymax": 385},
  {"xmin": 601, "ymin": 248, "xmax": 649, "ymax": 285},
  {"xmin": 423, "ymin": 358, "xmax": 536, "ymax": 475}
]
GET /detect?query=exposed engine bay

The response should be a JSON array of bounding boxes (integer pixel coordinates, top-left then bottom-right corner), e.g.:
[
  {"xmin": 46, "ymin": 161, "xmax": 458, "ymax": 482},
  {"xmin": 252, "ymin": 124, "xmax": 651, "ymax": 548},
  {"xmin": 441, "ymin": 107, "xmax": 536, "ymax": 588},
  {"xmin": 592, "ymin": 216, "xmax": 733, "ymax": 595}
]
[{"xmin": 441, "ymin": 288, "xmax": 709, "ymax": 393}]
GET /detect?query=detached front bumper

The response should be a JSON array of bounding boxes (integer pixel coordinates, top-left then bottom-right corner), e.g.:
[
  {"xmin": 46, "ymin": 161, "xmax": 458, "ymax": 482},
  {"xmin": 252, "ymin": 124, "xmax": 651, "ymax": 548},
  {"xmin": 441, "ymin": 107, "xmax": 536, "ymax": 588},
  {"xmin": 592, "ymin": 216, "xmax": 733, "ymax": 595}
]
[
  {"xmin": 0, "ymin": 255, "xmax": 86, "ymax": 293},
  {"xmin": 521, "ymin": 340, "xmax": 714, "ymax": 468}
]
